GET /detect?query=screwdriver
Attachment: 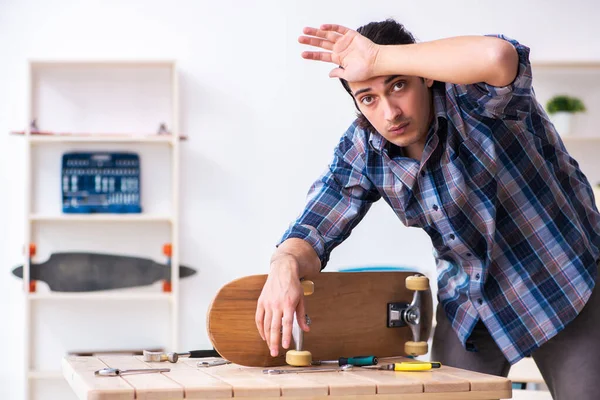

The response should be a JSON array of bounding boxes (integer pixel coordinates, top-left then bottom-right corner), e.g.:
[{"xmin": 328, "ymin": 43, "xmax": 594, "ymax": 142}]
[
  {"xmin": 377, "ymin": 361, "xmax": 442, "ymax": 371},
  {"xmin": 312, "ymin": 355, "xmax": 378, "ymax": 366}
]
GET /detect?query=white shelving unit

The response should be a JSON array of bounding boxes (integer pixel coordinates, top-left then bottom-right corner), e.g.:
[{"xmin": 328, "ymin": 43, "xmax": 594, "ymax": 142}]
[
  {"xmin": 19, "ymin": 60, "xmax": 182, "ymax": 400},
  {"xmin": 531, "ymin": 61, "xmax": 600, "ymax": 195}
]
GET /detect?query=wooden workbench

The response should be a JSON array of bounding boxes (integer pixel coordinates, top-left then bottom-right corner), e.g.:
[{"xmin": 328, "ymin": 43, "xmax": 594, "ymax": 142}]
[{"xmin": 62, "ymin": 355, "xmax": 512, "ymax": 399}]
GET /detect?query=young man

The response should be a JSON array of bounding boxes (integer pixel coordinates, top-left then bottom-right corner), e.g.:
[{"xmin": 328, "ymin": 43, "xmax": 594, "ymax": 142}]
[{"xmin": 255, "ymin": 19, "xmax": 600, "ymax": 399}]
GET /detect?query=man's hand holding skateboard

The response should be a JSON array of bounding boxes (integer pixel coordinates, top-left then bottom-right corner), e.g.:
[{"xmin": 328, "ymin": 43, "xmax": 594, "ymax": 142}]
[{"xmin": 255, "ymin": 238, "xmax": 321, "ymax": 357}]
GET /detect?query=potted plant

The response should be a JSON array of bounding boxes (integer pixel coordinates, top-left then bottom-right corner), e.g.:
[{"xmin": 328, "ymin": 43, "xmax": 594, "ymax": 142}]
[{"xmin": 546, "ymin": 95, "xmax": 586, "ymax": 136}]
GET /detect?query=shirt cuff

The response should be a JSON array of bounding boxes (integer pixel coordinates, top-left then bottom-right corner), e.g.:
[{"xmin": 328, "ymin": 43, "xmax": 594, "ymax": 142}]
[{"xmin": 278, "ymin": 224, "xmax": 329, "ymax": 270}]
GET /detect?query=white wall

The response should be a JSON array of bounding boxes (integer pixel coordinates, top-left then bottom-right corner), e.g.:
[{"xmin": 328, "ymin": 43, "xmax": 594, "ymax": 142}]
[{"xmin": 1, "ymin": 1, "xmax": 599, "ymax": 399}]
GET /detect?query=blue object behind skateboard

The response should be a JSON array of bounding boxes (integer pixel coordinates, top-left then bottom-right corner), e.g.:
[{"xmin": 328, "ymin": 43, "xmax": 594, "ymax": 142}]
[{"xmin": 62, "ymin": 152, "xmax": 141, "ymax": 213}]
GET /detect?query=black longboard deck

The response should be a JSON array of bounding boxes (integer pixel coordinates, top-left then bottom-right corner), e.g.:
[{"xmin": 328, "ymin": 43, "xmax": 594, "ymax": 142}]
[{"xmin": 12, "ymin": 252, "xmax": 196, "ymax": 292}]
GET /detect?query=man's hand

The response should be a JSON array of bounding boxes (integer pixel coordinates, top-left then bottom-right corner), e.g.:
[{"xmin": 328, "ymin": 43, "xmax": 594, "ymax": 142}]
[
  {"xmin": 298, "ymin": 24, "xmax": 380, "ymax": 82},
  {"xmin": 255, "ymin": 256, "xmax": 310, "ymax": 357}
]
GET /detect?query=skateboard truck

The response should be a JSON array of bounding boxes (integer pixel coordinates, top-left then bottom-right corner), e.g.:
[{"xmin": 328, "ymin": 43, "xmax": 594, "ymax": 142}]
[
  {"xmin": 387, "ymin": 275, "xmax": 430, "ymax": 356},
  {"xmin": 285, "ymin": 280, "xmax": 315, "ymax": 367}
]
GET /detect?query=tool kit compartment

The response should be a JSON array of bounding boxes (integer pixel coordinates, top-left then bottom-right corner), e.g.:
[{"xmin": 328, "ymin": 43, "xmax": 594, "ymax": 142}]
[{"xmin": 62, "ymin": 152, "xmax": 142, "ymax": 213}]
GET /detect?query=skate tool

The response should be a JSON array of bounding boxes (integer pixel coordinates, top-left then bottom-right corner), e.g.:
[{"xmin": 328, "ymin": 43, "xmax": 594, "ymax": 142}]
[
  {"xmin": 285, "ymin": 280, "xmax": 315, "ymax": 366},
  {"xmin": 143, "ymin": 349, "xmax": 220, "ymax": 363},
  {"xmin": 95, "ymin": 367, "xmax": 170, "ymax": 376}
]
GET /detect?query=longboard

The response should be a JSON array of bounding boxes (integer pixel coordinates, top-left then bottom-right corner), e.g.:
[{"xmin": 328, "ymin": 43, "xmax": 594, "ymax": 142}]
[{"xmin": 12, "ymin": 252, "xmax": 196, "ymax": 292}]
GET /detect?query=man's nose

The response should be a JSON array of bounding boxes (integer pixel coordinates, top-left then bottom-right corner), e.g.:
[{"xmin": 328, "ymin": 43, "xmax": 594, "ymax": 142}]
[{"xmin": 382, "ymin": 98, "xmax": 401, "ymax": 121}]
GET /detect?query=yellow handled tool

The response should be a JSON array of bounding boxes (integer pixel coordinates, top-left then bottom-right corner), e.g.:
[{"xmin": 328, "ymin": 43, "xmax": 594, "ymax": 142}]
[{"xmin": 379, "ymin": 361, "xmax": 442, "ymax": 371}]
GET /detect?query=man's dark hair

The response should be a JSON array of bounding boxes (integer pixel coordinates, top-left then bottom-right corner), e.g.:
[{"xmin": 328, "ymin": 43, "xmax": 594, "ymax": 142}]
[{"xmin": 341, "ymin": 19, "xmax": 417, "ymax": 132}]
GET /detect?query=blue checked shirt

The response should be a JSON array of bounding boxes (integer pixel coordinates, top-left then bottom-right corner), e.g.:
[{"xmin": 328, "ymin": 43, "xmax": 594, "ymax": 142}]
[{"xmin": 279, "ymin": 35, "xmax": 600, "ymax": 364}]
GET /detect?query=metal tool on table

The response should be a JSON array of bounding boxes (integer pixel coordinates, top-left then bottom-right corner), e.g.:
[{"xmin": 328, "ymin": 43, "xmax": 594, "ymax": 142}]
[
  {"xmin": 197, "ymin": 359, "xmax": 231, "ymax": 367},
  {"xmin": 143, "ymin": 349, "xmax": 220, "ymax": 363},
  {"xmin": 263, "ymin": 364, "xmax": 353, "ymax": 374},
  {"xmin": 95, "ymin": 367, "xmax": 170, "ymax": 376},
  {"xmin": 367, "ymin": 361, "xmax": 442, "ymax": 372},
  {"xmin": 312, "ymin": 355, "xmax": 377, "ymax": 366}
]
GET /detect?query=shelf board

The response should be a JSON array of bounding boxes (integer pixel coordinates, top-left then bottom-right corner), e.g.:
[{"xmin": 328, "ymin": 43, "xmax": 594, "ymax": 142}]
[
  {"xmin": 561, "ymin": 136, "xmax": 600, "ymax": 142},
  {"xmin": 29, "ymin": 214, "xmax": 173, "ymax": 223},
  {"xmin": 26, "ymin": 134, "xmax": 178, "ymax": 144},
  {"xmin": 28, "ymin": 370, "xmax": 63, "ymax": 380},
  {"xmin": 28, "ymin": 292, "xmax": 172, "ymax": 301},
  {"xmin": 30, "ymin": 59, "xmax": 176, "ymax": 68},
  {"xmin": 532, "ymin": 61, "xmax": 600, "ymax": 69}
]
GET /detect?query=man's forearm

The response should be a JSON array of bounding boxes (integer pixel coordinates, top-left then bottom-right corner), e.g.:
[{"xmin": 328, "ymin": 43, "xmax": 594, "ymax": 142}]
[
  {"xmin": 271, "ymin": 238, "xmax": 321, "ymax": 279},
  {"xmin": 375, "ymin": 36, "xmax": 519, "ymax": 87}
]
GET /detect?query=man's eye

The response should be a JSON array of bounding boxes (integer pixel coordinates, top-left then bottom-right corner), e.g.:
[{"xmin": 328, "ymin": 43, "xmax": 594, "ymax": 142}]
[
  {"xmin": 360, "ymin": 96, "xmax": 373, "ymax": 105},
  {"xmin": 392, "ymin": 81, "xmax": 405, "ymax": 91}
]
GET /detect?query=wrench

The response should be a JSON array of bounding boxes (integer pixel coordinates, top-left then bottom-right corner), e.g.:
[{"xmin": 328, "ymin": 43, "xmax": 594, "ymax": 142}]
[
  {"xmin": 263, "ymin": 364, "xmax": 353, "ymax": 374},
  {"xmin": 95, "ymin": 367, "xmax": 170, "ymax": 376}
]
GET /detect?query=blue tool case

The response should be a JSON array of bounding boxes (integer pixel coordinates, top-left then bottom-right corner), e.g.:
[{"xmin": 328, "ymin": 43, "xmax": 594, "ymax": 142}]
[{"xmin": 62, "ymin": 152, "xmax": 142, "ymax": 213}]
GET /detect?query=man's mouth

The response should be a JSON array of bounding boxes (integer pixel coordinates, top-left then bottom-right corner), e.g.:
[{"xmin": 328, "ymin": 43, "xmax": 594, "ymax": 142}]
[{"xmin": 389, "ymin": 121, "xmax": 410, "ymax": 135}]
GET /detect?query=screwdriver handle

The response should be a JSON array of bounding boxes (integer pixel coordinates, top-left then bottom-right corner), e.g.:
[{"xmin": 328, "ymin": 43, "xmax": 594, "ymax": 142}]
[
  {"xmin": 339, "ymin": 356, "xmax": 378, "ymax": 366},
  {"xmin": 187, "ymin": 349, "xmax": 221, "ymax": 358},
  {"xmin": 391, "ymin": 361, "xmax": 442, "ymax": 371}
]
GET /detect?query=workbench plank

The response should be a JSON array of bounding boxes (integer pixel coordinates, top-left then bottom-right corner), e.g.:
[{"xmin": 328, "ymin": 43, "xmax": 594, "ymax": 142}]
[
  {"xmin": 99, "ymin": 356, "xmax": 183, "ymax": 400},
  {"xmin": 182, "ymin": 359, "xmax": 330, "ymax": 398},
  {"xmin": 438, "ymin": 365, "xmax": 513, "ymax": 392},
  {"xmin": 62, "ymin": 356, "xmax": 134, "ymax": 400},
  {"xmin": 199, "ymin": 363, "xmax": 282, "ymax": 397},
  {"xmin": 141, "ymin": 357, "xmax": 234, "ymax": 399},
  {"xmin": 369, "ymin": 357, "xmax": 470, "ymax": 394},
  {"xmin": 272, "ymin": 371, "xmax": 375, "ymax": 397},
  {"xmin": 345, "ymin": 369, "xmax": 425, "ymax": 395}
]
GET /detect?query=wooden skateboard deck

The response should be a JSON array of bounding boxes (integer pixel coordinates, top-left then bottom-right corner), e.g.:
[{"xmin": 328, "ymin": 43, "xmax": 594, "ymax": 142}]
[{"xmin": 207, "ymin": 272, "xmax": 433, "ymax": 367}]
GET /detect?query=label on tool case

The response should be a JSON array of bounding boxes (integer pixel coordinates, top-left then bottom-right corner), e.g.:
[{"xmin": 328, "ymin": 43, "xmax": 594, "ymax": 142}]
[{"xmin": 62, "ymin": 152, "xmax": 142, "ymax": 213}]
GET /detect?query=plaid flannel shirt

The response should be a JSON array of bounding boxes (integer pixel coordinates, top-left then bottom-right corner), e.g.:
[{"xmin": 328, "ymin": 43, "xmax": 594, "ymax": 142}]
[{"xmin": 279, "ymin": 34, "xmax": 600, "ymax": 364}]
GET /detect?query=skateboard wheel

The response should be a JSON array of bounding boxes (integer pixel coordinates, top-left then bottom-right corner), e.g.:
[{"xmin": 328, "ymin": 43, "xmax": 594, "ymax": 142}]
[
  {"xmin": 301, "ymin": 280, "xmax": 314, "ymax": 296},
  {"xmin": 405, "ymin": 341, "xmax": 428, "ymax": 356},
  {"xmin": 286, "ymin": 350, "xmax": 312, "ymax": 367},
  {"xmin": 163, "ymin": 243, "xmax": 172, "ymax": 257},
  {"xmin": 406, "ymin": 275, "xmax": 429, "ymax": 291}
]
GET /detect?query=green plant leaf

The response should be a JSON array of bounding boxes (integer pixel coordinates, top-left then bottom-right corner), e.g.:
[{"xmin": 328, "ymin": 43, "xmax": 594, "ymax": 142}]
[{"xmin": 546, "ymin": 95, "xmax": 586, "ymax": 114}]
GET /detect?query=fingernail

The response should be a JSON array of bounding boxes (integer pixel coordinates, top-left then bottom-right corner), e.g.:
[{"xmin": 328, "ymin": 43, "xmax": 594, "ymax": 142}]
[{"xmin": 282, "ymin": 340, "xmax": 288, "ymax": 348}]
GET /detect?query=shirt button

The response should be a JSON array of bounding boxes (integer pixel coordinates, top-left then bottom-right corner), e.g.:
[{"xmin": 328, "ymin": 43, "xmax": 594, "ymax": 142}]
[
  {"xmin": 466, "ymin": 252, "xmax": 472, "ymax": 257},
  {"xmin": 477, "ymin": 298, "xmax": 483, "ymax": 305},
  {"xmin": 420, "ymin": 170, "xmax": 425, "ymax": 177},
  {"xmin": 475, "ymin": 273, "xmax": 480, "ymax": 280},
  {"xmin": 433, "ymin": 204, "xmax": 439, "ymax": 211},
  {"xmin": 449, "ymin": 234, "xmax": 455, "ymax": 240}
]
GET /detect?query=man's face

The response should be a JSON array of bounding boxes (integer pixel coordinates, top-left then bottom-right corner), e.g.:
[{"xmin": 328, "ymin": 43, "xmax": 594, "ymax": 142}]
[{"xmin": 349, "ymin": 75, "xmax": 434, "ymax": 157}]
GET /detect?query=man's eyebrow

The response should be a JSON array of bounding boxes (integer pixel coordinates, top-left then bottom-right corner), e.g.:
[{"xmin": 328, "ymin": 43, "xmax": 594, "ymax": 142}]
[
  {"xmin": 384, "ymin": 75, "xmax": 404, "ymax": 84},
  {"xmin": 353, "ymin": 87, "xmax": 371, "ymax": 97},
  {"xmin": 353, "ymin": 75, "xmax": 405, "ymax": 97}
]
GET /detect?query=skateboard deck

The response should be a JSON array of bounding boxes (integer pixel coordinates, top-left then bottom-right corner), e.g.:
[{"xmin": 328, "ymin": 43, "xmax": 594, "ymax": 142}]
[
  {"xmin": 12, "ymin": 252, "xmax": 196, "ymax": 292},
  {"xmin": 207, "ymin": 271, "xmax": 433, "ymax": 367}
]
